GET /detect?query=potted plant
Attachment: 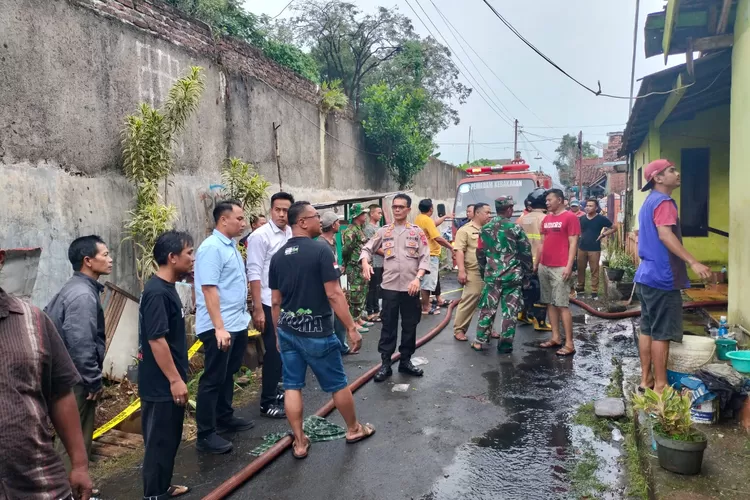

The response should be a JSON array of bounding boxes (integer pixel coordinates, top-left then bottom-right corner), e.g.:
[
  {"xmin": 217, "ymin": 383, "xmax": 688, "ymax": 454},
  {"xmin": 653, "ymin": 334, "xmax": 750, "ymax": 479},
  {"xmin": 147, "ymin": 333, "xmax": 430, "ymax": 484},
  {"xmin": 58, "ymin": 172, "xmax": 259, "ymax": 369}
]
[
  {"xmin": 632, "ymin": 386, "xmax": 708, "ymax": 475},
  {"xmin": 606, "ymin": 250, "xmax": 636, "ymax": 282}
]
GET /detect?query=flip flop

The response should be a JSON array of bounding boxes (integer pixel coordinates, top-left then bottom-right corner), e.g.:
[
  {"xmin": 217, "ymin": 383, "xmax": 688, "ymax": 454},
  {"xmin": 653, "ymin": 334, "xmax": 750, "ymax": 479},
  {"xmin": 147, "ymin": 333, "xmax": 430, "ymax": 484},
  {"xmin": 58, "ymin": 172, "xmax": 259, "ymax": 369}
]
[
  {"xmin": 292, "ymin": 438, "xmax": 311, "ymax": 459},
  {"xmin": 454, "ymin": 332, "xmax": 468, "ymax": 341},
  {"xmin": 470, "ymin": 342, "xmax": 486, "ymax": 351},
  {"xmin": 435, "ymin": 299, "xmax": 451, "ymax": 307},
  {"xmin": 168, "ymin": 485, "xmax": 190, "ymax": 498},
  {"xmin": 362, "ymin": 321, "xmax": 375, "ymax": 327},
  {"xmin": 539, "ymin": 340, "xmax": 562, "ymax": 349},
  {"xmin": 346, "ymin": 423, "xmax": 376, "ymax": 444},
  {"xmin": 357, "ymin": 327, "xmax": 370, "ymax": 333},
  {"xmin": 556, "ymin": 346, "xmax": 576, "ymax": 357}
]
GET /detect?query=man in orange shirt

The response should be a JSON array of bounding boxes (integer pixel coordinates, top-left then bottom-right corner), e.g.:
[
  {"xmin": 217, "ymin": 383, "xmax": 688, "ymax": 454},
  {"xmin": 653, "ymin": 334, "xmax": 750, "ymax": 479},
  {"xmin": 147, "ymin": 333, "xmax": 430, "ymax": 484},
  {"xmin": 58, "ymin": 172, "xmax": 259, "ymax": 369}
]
[{"xmin": 414, "ymin": 199, "xmax": 454, "ymax": 315}]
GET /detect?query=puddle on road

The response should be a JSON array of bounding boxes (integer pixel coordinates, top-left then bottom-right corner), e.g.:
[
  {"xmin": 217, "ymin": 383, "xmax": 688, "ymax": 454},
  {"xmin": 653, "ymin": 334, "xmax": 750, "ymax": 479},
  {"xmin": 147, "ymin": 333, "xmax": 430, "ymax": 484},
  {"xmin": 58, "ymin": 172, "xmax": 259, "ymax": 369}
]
[{"xmin": 423, "ymin": 319, "xmax": 636, "ymax": 500}]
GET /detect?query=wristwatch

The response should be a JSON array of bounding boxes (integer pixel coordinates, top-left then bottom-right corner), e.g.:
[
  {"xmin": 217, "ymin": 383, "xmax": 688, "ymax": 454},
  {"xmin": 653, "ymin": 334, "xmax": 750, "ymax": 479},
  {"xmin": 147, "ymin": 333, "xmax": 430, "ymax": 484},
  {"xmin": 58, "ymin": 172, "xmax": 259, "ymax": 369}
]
[{"xmin": 417, "ymin": 275, "xmax": 424, "ymax": 282}]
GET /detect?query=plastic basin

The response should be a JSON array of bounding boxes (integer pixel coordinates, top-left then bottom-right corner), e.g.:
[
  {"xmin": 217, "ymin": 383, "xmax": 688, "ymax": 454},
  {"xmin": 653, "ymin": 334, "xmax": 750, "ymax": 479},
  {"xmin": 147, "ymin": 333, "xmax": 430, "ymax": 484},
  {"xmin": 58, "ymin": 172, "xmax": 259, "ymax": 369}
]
[
  {"xmin": 715, "ymin": 338, "xmax": 737, "ymax": 361},
  {"xmin": 725, "ymin": 351, "xmax": 750, "ymax": 373}
]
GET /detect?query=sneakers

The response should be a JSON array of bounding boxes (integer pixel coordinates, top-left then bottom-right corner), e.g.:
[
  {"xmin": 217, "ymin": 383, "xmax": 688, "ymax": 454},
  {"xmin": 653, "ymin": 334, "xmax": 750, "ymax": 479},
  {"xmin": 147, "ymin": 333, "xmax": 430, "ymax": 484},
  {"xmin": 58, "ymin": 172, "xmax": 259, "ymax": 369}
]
[
  {"xmin": 373, "ymin": 363, "xmax": 392, "ymax": 382},
  {"xmin": 216, "ymin": 416, "xmax": 255, "ymax": 433},
  {"xmin": 196, "ymin": 433, "xmax": 233, "ymax": 454},
  {"xmin": 260, "ymin": 403, "xmax": 286, "ymax": 419}
]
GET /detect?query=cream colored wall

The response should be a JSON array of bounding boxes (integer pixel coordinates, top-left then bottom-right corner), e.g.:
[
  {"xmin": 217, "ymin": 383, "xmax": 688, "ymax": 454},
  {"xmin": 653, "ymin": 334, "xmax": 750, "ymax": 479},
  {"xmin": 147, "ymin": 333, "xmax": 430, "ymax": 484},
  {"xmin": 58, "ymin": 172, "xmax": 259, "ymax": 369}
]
[{"xmin": 729, "ymin": 0, "xmax": 750, "ymax": 328}]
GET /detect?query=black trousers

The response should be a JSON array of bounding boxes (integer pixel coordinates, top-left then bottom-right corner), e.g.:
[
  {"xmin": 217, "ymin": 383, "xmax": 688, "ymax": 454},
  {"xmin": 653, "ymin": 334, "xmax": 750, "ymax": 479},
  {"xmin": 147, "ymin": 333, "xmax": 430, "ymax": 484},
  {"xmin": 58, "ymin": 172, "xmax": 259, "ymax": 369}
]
[
  {"xmin": 366, "ymin": 267, "xmax": 383, "ymax": 314},
  {"xmin": 379, "ymin": 289, "xmax": 421, "ymax": 363},
  {"xmin": 196, "ymin": 328, "xmax": 248, "ymax": 439},
  {"xmin": 260, "ymin": 305, "xmax": 283, "ymax": 407},
  {"xmin": 142, "ymin": 400, "xmax": 185, "ymax": 500}
]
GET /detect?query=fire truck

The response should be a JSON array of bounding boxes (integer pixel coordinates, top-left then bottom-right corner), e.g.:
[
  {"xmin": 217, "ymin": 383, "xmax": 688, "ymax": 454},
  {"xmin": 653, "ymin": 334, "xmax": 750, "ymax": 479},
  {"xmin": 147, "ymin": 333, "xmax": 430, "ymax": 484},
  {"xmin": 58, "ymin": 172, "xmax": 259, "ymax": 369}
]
[{"xmin": 452, "ymin": 159, "xmax": 553, "ymax": 239}]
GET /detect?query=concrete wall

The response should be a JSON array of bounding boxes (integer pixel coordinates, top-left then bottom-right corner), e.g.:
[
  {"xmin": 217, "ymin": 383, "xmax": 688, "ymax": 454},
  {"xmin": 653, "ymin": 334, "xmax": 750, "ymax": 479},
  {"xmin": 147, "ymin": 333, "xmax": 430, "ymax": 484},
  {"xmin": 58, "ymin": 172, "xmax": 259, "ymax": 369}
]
[
  {"xmin": 628, "ymin": 106, "xmax": 730, "ymax": 267},
  {"xmin": 0, "ymin": 0, "xmax": 465, "ymax": 305},
  {"xmin": 729, "ymin": 0, "xmax": 750, "ymax": 328}
]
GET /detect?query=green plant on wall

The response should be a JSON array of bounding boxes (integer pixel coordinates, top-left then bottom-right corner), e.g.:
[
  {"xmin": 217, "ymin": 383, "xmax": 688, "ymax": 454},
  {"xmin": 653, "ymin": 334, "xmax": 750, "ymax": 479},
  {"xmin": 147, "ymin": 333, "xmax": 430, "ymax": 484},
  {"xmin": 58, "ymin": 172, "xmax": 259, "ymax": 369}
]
[
  {"xmin": 319, "ymin": 80, "xmax": 349, "ymax": 115},
  {"xmin": 220, "ymin": 157, "xmax": 270, "ymax": 259},
  {"xmin": 122, "ymin": 66, "xmax": 205, "ymax": 289}
]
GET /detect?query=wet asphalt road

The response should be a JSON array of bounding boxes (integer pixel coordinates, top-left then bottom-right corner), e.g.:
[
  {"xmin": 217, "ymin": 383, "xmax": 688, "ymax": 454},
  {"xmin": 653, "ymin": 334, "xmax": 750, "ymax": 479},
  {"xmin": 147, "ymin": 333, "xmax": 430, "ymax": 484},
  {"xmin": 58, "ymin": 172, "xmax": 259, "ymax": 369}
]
[{"xmin": 104, "ymin": 276, "xmax": 639, "ymax": 500}]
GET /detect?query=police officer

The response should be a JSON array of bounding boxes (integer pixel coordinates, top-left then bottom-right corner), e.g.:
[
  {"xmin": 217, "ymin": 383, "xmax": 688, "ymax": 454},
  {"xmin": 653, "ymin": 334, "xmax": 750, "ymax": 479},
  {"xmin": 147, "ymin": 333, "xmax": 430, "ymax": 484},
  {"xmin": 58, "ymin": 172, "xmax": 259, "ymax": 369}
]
[{"xmin": 360, "ymin": 193, "xmax": 431, "ymax": 382}]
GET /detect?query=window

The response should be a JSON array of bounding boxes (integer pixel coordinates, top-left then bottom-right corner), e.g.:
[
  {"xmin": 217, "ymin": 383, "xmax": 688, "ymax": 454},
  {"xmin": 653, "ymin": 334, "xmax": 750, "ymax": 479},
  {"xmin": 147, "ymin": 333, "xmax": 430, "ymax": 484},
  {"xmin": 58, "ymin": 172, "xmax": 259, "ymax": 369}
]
[
  {"xmin": 680, "ymin": 148, "xmax": 710, "ymax": 237},
  {"xmin": 637, "ymin": 167, "xmax": 643, "ymax": 190}
]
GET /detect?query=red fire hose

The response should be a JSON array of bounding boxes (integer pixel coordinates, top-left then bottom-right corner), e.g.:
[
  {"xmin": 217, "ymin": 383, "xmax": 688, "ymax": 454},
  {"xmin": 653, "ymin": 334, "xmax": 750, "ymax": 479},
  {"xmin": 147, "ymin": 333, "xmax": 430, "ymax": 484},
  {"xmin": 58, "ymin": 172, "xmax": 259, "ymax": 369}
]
[
  {"xmin": 569, "ymin": 298, "xmax": 728, "ymax": 319},
  {"xmin": 203, "ymin": 301, "xmax": 459, "ymax": 500}
]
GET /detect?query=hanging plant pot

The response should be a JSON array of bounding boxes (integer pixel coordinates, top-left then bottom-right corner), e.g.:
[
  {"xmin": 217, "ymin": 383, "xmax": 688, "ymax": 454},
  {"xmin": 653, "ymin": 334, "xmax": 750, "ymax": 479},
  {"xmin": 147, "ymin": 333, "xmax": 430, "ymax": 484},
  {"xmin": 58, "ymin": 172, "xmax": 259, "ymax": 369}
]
[
  {"xmin": 606, "ymin": 268, "xmax": 625, "ymax": 282},
  {"xmin": 654, "ymin": 431, "xmax": 707, "ymax": 475}
]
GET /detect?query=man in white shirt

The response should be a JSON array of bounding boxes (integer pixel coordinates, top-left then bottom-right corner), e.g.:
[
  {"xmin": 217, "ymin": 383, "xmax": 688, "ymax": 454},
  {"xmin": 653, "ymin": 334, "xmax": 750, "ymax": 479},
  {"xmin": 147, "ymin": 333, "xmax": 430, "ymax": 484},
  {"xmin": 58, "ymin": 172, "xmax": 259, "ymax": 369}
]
[{"xmin": 246, "ymin": 192, "xmax": 294, "ymax": 418}]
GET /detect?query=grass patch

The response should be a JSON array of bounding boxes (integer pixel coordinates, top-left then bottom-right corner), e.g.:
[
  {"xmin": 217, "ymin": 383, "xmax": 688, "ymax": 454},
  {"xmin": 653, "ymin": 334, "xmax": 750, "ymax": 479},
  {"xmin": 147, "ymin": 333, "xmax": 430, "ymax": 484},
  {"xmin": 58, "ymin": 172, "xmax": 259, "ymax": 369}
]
[
  {"xmin": 574, "ymin": 402, "xmax": 612, "ymax": 441},
  {"xmin": 90, "ymin": 444, "xmax": 144, "ymax": 482},
  {"xmin": 570, "ymin": 444, "xmax": 608, "ymax": 498},
  {"xmin": 620, "ymin": 420, "xmax": 650, "ymax": 499},
  {"xmin": 605, "ymin": 357, "xmax": 624, "ymax": 399}
]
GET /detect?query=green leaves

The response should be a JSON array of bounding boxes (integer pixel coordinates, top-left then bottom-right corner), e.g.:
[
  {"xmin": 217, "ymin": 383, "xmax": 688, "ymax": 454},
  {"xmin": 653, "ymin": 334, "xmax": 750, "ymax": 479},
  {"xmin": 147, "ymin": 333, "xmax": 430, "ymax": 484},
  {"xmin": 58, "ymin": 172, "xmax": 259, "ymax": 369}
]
[
  {"xmin": 632, "ymin": 386, "xmax": 695, "ymax": 439},
  {"xmin": 319, "ymin": 80, "xmax": 349, "ymax": 114},
  {"xmin": 361, "ymin": 83, "xmax": 435, "ymax": 189},
  {"xmin": 220, "ymin": 158, "xmax": 270, "ymax": 213}
]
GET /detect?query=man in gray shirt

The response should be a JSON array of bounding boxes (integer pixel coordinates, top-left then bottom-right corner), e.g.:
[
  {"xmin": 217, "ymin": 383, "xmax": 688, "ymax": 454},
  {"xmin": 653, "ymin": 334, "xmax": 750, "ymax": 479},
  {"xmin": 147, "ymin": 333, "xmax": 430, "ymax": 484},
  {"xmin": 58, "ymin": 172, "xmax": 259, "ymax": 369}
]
[{"xmin": 364, "ymin": 204, "xmax": 384, "ymax": 321}]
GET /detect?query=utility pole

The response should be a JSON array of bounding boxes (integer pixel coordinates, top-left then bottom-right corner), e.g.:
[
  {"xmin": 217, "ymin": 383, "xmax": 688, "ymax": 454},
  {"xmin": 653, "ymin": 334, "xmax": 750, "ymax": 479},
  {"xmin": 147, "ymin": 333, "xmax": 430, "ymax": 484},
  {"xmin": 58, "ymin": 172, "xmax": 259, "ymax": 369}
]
[
  {"xmin": 513, "ymin": 119, "xmax": 519, "ymax": 160},
  {"xmin": 577, "ymin": 131, "xmax": 584, "ymax": 199},
  {"xmin": 629, "ymin": 0, "xmax": 641, "ymax": 116},
  {"xmin": 466, "ymin": 126, "xmax": 472, "ymax": 164}
]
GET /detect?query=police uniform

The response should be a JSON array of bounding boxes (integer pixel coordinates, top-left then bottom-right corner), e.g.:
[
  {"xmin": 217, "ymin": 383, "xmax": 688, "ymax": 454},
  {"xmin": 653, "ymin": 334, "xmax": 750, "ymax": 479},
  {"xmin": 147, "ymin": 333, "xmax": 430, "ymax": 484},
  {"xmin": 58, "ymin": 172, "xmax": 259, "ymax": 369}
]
[{"xmin": 360, "ymin": 222, "xmax": 430, "ymax": 367}]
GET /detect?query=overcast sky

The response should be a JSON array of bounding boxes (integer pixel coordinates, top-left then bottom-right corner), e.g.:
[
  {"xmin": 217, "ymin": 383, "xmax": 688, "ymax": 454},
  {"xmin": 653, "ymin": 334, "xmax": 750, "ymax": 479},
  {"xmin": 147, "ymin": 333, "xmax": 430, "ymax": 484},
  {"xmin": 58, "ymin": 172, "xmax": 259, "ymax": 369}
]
[{"xmin": 243, "ymin": 0, "xmax": 680, "ymax": 173}]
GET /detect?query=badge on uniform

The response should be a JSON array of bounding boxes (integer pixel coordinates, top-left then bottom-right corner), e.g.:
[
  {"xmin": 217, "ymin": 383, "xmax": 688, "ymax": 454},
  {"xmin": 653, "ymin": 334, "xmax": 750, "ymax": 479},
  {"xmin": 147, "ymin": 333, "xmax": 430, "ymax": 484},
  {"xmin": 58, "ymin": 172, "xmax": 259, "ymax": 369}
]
[
  {"xmin": 386, "ymin": 249, "xmax": 392, "ymax": 257},
  {"xmin": 410, "ymin": 230, "xmax": 415, "ymax": 236}
]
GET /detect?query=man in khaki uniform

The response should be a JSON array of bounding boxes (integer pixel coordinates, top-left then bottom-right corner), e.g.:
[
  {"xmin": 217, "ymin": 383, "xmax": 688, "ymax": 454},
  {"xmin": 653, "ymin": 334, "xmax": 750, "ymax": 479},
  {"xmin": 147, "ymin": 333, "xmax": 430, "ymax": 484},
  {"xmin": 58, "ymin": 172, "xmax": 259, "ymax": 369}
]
[
  {"xmin": 361, "ymin": 194, "xmax": 431, "ymax": 383},
  {"xmin": 453, "ymin": 202, "xmax": 491, "ymax": 341}
]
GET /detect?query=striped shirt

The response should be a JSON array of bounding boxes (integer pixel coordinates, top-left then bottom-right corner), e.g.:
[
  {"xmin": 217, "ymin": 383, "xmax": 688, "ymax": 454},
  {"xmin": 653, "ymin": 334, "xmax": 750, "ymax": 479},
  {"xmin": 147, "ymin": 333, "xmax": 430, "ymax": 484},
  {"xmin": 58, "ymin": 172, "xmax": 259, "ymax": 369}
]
[{"xmin": 0, "ymin": 288, "xmax": 80, "ymax": 500}]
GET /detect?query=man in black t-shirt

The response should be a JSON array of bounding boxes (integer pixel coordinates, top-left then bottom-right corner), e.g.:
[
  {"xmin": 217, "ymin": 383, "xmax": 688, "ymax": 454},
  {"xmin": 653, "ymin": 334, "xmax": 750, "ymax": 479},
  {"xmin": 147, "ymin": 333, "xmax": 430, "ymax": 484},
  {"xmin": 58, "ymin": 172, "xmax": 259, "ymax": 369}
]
[
  {"xmin": 269, "ymin": 201, "xmax": 375, "ymax": 459},
  {"xmin": 138, "ymin": 231, "xmax": 195, "ymax": 499},
  {"xmin": 576, "ymin": 199, "xmax": 617, "ymax": 299}
]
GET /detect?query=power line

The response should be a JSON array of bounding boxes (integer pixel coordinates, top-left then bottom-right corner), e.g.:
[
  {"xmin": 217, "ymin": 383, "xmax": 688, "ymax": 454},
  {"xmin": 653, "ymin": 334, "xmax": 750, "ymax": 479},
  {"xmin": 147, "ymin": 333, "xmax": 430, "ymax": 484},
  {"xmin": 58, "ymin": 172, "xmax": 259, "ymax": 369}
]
[
  {"xmin": 403, "ymin": 0, "xmax": 515, "ymax": 127},
  {"xmin": 271, "ymin": 0, "xmax": 295, "ymax": 19},
  {"xmin": 436, "ymin": 137, "xmax": 560, "ymax": 145},
  {"xmin": 523, "ymin": 123, "xmax": 626, "ymax": 129},
  {"xmin": 429, "ymin": 0, "xmax": 553, "ymax": 128},
  {"xmin": 480, "ymin": 0, "xmax": 697, "ymax": 101}
]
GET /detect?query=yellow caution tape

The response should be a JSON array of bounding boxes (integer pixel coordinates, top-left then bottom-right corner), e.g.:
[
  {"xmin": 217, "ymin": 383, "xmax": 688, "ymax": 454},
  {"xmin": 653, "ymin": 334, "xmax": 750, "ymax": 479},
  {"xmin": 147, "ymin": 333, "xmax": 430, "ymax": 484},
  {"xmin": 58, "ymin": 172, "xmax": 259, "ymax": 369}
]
[{"xmin": 93, "ymin": 329, "xmax": 260, "ymax": 440}]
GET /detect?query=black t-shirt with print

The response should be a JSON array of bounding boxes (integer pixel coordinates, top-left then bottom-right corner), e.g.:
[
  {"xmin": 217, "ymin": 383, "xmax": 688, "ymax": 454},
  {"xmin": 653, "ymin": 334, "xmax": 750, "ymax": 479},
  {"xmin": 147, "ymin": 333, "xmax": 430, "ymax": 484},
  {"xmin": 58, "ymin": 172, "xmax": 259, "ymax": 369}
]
[
  {"xmin": 579, "ymin": 214, "xmax": 613, "ymax": 252},
  {"xmin": 138, "ymin": 275, "xmax": 189, "ymax": 402},
  {"xmin": 269, "ymin": 237, "xmax": 340, "ymax": 338}
]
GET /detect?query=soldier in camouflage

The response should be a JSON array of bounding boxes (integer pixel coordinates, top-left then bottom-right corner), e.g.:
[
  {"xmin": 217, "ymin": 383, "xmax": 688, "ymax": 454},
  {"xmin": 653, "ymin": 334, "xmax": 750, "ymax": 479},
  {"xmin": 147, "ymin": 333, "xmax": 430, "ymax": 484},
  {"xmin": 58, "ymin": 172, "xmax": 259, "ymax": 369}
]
[
  {"xmin": 341, "ymin": 204, "xmax": 371, "ymax": 332},
  {"xmin": 472, "ymin": 196, "xmax": 533, "ymax": 353}
]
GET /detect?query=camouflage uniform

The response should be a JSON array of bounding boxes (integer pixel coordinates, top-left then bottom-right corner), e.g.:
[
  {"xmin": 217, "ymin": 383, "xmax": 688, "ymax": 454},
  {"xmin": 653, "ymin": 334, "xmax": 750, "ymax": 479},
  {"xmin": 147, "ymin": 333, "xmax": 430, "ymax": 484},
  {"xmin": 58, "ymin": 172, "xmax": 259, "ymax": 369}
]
[
  {"xmin": 341, "ymin": 205, "xmax": 370, "ymax": 321},
  {"xmin": 476, "ymin": 196, "xmax": 533, "ymax": 352}
]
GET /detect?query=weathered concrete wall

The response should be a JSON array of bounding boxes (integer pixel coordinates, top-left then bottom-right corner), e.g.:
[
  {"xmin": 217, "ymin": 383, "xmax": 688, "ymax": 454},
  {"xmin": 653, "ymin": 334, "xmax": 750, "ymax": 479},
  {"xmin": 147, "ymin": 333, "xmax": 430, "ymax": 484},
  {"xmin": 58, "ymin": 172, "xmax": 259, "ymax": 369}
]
[{"xmin": 0, "ymin": 0, "xmax": 464, "ymax": 305}]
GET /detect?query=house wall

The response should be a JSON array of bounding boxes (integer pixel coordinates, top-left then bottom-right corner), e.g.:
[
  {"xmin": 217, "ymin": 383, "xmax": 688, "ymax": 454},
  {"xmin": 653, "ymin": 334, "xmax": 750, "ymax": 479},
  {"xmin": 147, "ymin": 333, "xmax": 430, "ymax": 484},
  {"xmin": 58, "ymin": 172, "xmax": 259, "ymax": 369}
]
[
  {"xmin": 729, "ymin": 0, "xmax": 750, "ymax": 328},
  {"xmin": 627, "ymin": 106, "xmax": 730, "ymax": 268}
]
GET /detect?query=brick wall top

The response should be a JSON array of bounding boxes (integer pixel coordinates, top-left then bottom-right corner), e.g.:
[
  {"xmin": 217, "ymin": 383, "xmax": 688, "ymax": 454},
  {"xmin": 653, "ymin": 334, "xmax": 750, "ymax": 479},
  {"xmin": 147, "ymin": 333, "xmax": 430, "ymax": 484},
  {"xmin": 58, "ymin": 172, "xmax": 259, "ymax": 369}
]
[{"xmin": 69, "ymin": 0, "xmax": 320, "ymax": 105}]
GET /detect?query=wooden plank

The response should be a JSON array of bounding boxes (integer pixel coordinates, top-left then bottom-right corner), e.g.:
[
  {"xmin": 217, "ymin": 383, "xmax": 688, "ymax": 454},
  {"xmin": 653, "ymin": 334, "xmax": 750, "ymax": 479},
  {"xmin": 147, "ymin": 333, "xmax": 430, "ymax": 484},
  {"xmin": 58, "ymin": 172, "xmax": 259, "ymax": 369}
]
[
  {"xmin": 663, "ymin": 0, "xmax": 683, "ymax": 63},
  {"xmin": 692, "ymin": 34, "xmax": 734, "ymax": 51},
  {"xmin": 716, "ymin": 0, "xmax": 733, "ymax": 34},
  {"xmin": 654, "ymin": 74, "xmax": 688, "ymax": 128}
]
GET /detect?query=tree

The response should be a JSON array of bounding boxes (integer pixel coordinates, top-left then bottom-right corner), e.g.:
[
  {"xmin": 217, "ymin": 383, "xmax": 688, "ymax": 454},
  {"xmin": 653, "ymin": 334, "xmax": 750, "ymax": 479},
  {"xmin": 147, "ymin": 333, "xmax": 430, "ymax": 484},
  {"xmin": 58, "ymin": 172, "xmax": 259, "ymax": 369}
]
[
  {"xmin": 290, "ymin": 1, "xmax": 414, "ymax": 111},
  {"xmin": 361, "ymin": 83, "xmax": 434, "ymax": 189},
  {"xmin": 122, "ymin": 67, "xmax": 205, "ymax": 288},
  {"xmin": 554, "ymin": 134, "xmax": 597, "ymax": 188}
]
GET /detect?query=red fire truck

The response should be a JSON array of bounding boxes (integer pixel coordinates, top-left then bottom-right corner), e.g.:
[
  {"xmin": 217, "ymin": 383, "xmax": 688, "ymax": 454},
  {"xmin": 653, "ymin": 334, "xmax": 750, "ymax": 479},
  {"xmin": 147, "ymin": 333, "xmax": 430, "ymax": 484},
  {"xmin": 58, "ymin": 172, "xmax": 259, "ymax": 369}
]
[{"xmin": 452, "ymin": 160, "xmax": 553, "ymax": 238}]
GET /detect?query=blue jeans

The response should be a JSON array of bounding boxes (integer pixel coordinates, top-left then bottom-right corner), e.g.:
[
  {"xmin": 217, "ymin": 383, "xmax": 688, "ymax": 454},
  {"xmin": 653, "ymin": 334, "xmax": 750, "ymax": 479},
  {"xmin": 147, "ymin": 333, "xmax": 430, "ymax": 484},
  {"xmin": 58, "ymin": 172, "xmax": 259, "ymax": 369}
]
[
  {"xmin": 333, "ymin": 315, "xmax": 350, "ymax": 353},
  {"xmin": 277, "ymin": 328, "xmax": 349, "ymax": 393}
]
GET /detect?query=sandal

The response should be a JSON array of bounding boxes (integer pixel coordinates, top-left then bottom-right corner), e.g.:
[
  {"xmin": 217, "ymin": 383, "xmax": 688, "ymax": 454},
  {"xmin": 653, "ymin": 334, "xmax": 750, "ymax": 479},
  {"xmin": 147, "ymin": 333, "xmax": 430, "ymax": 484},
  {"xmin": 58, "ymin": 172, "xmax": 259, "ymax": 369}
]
[
  {"xmin": 435, "ymin": 299, "xmax": 451, "ymax": 307},
  {"xmin": 346, "ymin": 423, "xmax": 376, "ymax": 444},
  {"xmin": 470, "ymin": 341, "xmax": 486, "ymax": 351},
  {"xmin": 422, "ymin": 307, "xmax": 441, "ymax": 316},
  {"xmin": 357, "ymin": 326, "xmax": 370, "ymax": 333},
  {"xmin": 362, "ymin": 321, "xmax": 375, "ymax": 327},
  {"xmin": 454, "ymin": 332, "xmax": 468, "ymax": 341},
  {"xmin": 556, "ymin": 346, "xmax": 576, "ymax": 357},
  {"xmin": 292, "ymin": 437, "xmax": 311, "ymax": 459},
  {"xmin": 168, "ymin": 485, "xmax": 190, "ymax": 497},
  {"xmin": 539, "ymin": 340, "xmax": 562, "ymax": 349},
  {"xmin": 367, "ymin": 314, "xmax": 381, "ymax": 322}
]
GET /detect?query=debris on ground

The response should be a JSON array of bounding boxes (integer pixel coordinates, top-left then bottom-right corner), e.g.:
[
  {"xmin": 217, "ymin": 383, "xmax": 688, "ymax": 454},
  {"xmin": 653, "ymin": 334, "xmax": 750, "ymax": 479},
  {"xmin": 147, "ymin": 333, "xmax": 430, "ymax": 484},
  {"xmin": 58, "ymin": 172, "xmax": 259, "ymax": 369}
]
[
  {"xmin": 392, "ymin": 384, "xmax": 410, "ymax": 392},
  {"xmin": 249, "ymin": 416, "xmax": 346, "ymax": 456},
  {"xmin": 595, "ymin": 398, "xmax": 625, "ymax": 418}
]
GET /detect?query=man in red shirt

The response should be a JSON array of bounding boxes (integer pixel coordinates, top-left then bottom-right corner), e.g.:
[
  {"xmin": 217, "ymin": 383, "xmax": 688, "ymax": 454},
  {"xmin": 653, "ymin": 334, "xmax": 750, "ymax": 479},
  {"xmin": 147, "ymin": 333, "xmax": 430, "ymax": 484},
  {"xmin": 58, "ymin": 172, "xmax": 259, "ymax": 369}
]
[{"xmin": 534, "ymin": 189, "xmax": 580, "ymax": 356}]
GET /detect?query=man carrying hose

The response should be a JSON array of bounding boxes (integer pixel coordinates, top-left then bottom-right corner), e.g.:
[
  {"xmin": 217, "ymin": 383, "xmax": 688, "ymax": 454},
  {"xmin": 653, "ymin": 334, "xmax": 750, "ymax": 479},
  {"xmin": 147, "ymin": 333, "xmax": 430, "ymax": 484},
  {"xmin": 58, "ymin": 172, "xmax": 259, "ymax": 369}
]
[
  {"xmin": 635, "ymin": 159, "xmax": 711, "ymax": 394},
  {"xmin": 270, "ymin": 201, "xmax": 375, "ymax": 459}
]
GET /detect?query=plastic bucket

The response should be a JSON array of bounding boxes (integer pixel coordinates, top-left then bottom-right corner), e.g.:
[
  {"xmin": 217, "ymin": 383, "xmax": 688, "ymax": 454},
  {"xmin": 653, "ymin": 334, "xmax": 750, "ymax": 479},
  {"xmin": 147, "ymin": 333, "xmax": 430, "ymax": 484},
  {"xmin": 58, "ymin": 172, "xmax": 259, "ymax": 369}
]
[
  {"xmin": 690, "ymin": 399, "xmax": 716, "ymax": 424},
  {"xmin": 715, "ymin": 338, "xmax": 738, "ymax": 361}
]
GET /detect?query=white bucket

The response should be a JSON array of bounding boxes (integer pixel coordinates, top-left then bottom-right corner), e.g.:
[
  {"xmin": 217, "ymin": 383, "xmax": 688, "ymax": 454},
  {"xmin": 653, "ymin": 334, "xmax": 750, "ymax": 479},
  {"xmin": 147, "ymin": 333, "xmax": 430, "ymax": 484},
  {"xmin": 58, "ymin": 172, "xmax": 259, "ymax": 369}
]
[
  {"xmin": 667, "ymin": 336, "xmax": 716, "ymax": 374},
  {"xmin": 690, "ymin": 399, "xmax": 716, "ymax": 424}
]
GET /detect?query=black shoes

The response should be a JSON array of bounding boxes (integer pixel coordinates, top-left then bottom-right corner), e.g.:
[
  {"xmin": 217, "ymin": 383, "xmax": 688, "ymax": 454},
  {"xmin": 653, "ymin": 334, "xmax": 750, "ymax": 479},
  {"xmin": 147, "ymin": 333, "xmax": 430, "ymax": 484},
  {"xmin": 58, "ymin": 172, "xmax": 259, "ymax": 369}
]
[
  {"xmin": 216, "ymin": 416, "xmax": 255, "ymax": 433},
  {"xmin": 398, "ymin": 360, "xmax": 424, "ymax": 377},
  {"xmin": 373, "ymin": 363, "xmax": 392, "ymax": 382},
  {"xmin": 196, "ymin": 433, "xmax": 233, "ymax": 454},
  {"xmin": 260, "ymin": 403, "xmax": 286, "ymax": 419}
]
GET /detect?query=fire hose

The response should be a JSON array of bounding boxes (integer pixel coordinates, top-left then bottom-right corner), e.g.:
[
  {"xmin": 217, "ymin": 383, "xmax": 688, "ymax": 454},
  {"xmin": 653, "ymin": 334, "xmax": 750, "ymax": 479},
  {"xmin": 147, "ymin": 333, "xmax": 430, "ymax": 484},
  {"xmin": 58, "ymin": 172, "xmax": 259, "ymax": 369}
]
[
  {"xmin": 569, "ymin": 298, "xmax": 727, "ymax": 319},
  {"xmin": 203, "ymin": 300, "xmax": 459, "ymax": 500}
]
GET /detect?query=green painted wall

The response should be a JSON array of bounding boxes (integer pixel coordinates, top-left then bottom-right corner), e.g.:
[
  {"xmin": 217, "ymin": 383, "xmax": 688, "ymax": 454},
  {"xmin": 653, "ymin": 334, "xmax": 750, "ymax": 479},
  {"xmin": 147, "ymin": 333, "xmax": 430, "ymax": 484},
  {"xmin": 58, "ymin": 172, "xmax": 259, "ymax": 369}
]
[
  {"xmin": 729, "ymin": 0, "xmax": 750, "ymax": 328},
  {"xmin": 629, "ymin": 106, "xmax": 730, "ymax": 267}
]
